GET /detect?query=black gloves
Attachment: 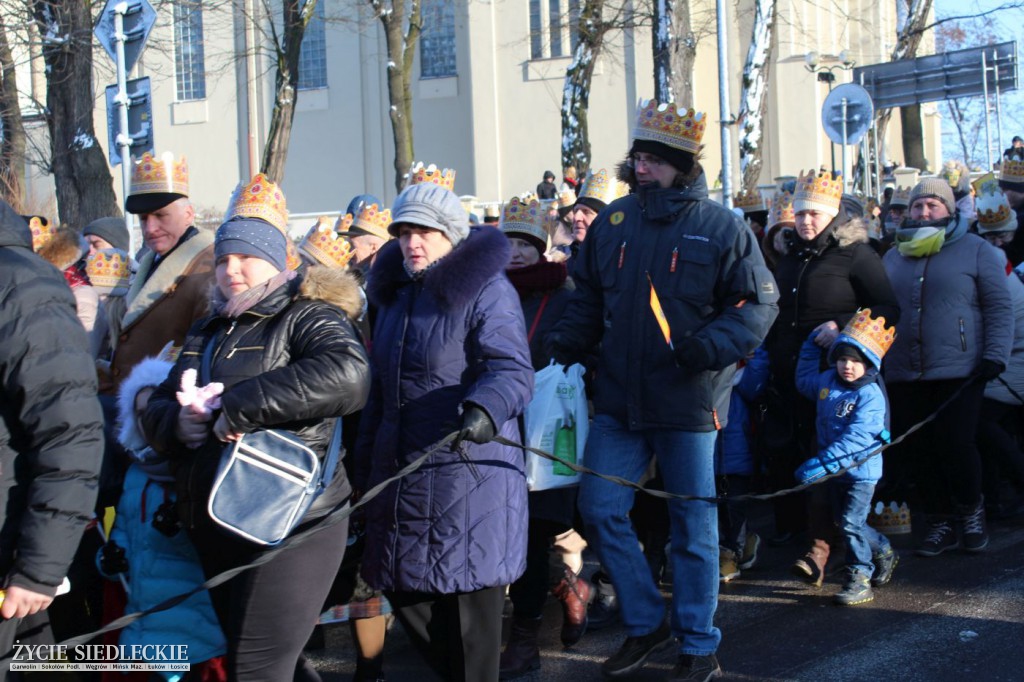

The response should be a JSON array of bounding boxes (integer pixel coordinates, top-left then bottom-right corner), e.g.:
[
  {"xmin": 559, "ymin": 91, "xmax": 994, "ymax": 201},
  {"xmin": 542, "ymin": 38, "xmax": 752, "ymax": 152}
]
[
  {"xmin": 454, "ymin": 405, "xmax": 496, "ymax": 448},
  {"xmin": 976, "ymin": 360, "xmax": 1005, "ymax": 382},
  {"xmin": 674, "ymin": 336, "xmax": 713, "ymax": 373},
  {"xmin": 543, "ymin": 334, "xmax": 578, "ymax": 368},
  {"xmin": 100, "ymin": 542, "xmax": 128, "ymax": 576}
]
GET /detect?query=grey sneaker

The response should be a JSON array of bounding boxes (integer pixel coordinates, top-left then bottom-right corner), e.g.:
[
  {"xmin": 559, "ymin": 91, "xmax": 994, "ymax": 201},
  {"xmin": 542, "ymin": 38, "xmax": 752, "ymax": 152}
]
[
  {"xmin": 915, "ymin": 519, "xmax": 958, "ymax": 557},
  {"xmin": 738, "ymin": 532, "xmax": 761, "ymax": 570},
  {"xmin": 871, "ymin": 546, "xmax": 898, "ymax": 587},
  {"xmin": 668, "ymin": 653, "xmax": 723, "ymax": 681},
  {"xmin": 834, "ymin": 570, "xmax": 874, "ymax": 606},
  {"xmin": 600, "ymin": 621, "xmax": 673, "ymax": 678}
]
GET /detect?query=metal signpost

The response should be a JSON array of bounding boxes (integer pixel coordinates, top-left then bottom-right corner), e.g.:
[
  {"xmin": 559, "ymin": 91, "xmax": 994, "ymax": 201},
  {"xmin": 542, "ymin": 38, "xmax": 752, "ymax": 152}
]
[
  {"xmin": 94, "ymin": 0, "xmax": 157, "ymax": 254},
  {"xmin": 821, "ymin": 84, "xmax": 874, "ymax": 194}
]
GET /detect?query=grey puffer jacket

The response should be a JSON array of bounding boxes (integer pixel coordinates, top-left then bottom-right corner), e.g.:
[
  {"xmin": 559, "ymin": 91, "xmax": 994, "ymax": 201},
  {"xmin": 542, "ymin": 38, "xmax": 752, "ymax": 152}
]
[
  {"xmin": 883, "ymin": 217, "xmax": 1013, "ymax": 383},
  {"xmin": 985, "ymin": 273, "xmax": 1024, "ymax": 404}
]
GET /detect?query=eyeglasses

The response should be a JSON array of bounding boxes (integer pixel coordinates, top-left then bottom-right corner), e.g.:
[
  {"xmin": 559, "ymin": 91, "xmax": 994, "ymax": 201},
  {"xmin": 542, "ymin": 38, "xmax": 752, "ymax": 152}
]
[{"xmin": 627, "ymin": 153, "xmax": 668, "ymax": 169}]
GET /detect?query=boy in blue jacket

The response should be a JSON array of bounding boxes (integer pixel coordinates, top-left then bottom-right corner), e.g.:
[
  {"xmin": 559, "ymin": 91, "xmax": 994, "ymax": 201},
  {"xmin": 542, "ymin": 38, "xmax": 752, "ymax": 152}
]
[{"xmin": 794, "ymin": 309, "xmax": 898, "ymax": 606}]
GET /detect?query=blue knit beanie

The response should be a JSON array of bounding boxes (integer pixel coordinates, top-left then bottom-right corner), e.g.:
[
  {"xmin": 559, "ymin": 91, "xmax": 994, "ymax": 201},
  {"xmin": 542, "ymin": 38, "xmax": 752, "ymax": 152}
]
[{"xmin": 215, "ymin": 216, "xmax": 288, "ymax": 271}]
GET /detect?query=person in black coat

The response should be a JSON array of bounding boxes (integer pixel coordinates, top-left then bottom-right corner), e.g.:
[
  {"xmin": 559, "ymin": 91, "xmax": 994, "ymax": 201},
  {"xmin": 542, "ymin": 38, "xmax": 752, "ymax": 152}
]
[
  {"xmin": 0, "ymin": 200, "xmax": 103, "ymax": 650},
  {"xmin": 536, "ymin": 170, "xmax": 558, "ymax": 200},
  {"xmin": 143, "ymin": 187, "xmax": 370, "ymax": 681}
]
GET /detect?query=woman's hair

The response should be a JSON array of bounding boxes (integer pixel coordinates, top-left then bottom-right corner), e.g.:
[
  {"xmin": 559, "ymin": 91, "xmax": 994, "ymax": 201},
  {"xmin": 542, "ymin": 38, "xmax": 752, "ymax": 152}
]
[{"xmin": 563, "ymin": 166, "xmax": 577, "ymax": 181}]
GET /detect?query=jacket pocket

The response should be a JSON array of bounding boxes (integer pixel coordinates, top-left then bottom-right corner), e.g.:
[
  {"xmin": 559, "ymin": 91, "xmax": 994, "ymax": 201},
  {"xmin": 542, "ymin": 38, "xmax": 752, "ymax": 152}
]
[{"xmin": 671, "ymin": 242, "xmax": 718, "ymax": 314}]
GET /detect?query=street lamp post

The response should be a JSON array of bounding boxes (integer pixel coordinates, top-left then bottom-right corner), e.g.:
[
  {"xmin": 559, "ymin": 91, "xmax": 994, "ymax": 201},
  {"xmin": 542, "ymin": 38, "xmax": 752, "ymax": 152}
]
[{"xmin": 805, "ymin": 51, "xmax": 856, "ymax": 175}]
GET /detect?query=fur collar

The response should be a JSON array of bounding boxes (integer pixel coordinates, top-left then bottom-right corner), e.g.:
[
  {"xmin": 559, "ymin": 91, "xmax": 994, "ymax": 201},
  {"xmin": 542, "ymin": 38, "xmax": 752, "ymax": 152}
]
[
  {"xmin": 833, "ymin": 217, "xmax": 870, "ymax": 248},
  {"xmin": 368, "ymin": 226, "xmax": 511, "ymax": 312},
  {"xmin": 38, "ymin": 227, "xmax": 87, "ymax": 271},
  {"xmin": 123, "ymin": 228, "xmax": 214, "ymax": 329},
  {"xmin": 298, "ymin": 265, "xmax": 364, "ymax": 320}
]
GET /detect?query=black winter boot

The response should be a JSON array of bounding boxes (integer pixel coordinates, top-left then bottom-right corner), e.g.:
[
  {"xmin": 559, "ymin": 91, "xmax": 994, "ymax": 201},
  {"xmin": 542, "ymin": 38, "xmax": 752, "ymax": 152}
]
[{"xmin": 499, "ymin": 616, "xmax": 542, "ymax": 680}]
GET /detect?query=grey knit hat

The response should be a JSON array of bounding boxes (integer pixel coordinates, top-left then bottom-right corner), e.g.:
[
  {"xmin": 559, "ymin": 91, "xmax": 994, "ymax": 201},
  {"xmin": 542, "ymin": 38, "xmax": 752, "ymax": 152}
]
[
  {"xmin": 389, "ymin": 182, "xmax": 470, "ymax": 245},
  {"xmin": 84, "ymin": 217, "xmax": 130, "ymax": 253},
  {"xmin": 909, "ymin": 178, "xmax": 956, "ymax": 216}
]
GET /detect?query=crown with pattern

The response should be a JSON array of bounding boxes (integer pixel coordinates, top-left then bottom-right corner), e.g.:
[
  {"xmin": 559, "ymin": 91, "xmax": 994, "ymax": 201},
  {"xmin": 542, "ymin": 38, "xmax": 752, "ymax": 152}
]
[
  {"xmin": 577, "ymin": 169, "xmax": 628, "ymax": 208},
  {"xmin": 734, "ymin": 189, "xmax": 766, "ymax": 213},
  {"xmin": 500, "ymin": 197, "xmax": 548, "ymax": 249},
  {"xmin": 1000, "ymin": 159, "xmax": 1024, "ymax": 186},
  {"xmin": 940, "ymin": 160, "xmax": 966, "ymax": 189},
  {"xmin": 299, "ymin": 217, "xmax": 356, "ymax": 269},
  {"xmin": 226, "ymin": 173, "xmax": 289, "ymax": 232},
  {"xmin": 633, "ymin": 99, "xmax": 706, "ymax": 154},
  {"xmin": 867, "ymin": 501, "xmax": 912, "ymax": 535},
  {"xmin": 975, "ymin": 188, "xmax": 1017, "ymax": 234},
  {"xmin": 889, "ymin": 185, "xmax": 912, "ymax": 208},
  {"xmin": 336, "ymin": 203, "xmax": 392, "ymax": 241},
  {"xmin": 767, "ymin": 191, "xmax": 795, "ymax": 229},
  {"xmin": 408, "ymin": 162, "xmax": 456, "ymax": 191},
  {"xmin": 129, "ymin": 151, "xmax": 189, "ymax": 197},
  {"xmin": 27, "ymin": 216, "xmax": 55, "ymax": 252},
  {"xmin": 830, "ymin": 308, "xmax": 896, "ymax": 370},
  {"xmin": 85, "ymin": 248, "xmax": 131, "ymax": 291},
  {"xmin": 555, "ymin": 188, "xmax": 577, "ymax": 210},
  {"xmin": 793, "ymin": 169, "xmax": 843, "ymax": 216}
]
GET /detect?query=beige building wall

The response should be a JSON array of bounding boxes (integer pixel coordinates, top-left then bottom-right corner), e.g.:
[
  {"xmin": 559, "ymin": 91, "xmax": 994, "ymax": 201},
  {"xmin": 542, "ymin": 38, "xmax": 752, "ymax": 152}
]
[{"xmin": 18, "ymin": 0, "xmax": 939, "ymax": 218}]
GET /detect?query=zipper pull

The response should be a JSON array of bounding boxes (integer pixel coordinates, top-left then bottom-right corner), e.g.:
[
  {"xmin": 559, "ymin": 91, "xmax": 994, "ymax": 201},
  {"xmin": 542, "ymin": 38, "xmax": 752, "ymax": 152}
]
[
  {"xmin": 225, "ymin": 347, "xmax": 238, "ymax": 360},
  {"xmin": 618, "ymin": 241, "xmax": 627, "ymax": 269},
  {"xmin": 225, "ymin": 321, "xmax": 238, "ymax": 336},
  {"xmin": 670, "ymin": 247, "xmax": 678, "ymax": 273}
]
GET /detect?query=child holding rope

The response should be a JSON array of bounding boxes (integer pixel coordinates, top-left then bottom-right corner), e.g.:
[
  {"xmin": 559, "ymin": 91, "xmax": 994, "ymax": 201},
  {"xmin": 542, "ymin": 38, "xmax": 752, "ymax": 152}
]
[{"xmin": 794, "ymin": 309, "xmax": 898, "ymax": 606}]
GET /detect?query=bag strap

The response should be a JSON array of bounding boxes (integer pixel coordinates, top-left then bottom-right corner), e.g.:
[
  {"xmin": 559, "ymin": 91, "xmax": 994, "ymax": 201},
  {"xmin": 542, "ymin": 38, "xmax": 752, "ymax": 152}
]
[
  {"xmin": 319, "ymin": 419, "xmax": 343, "ymax": 490},
  {"xmin": 527, "ymin": 294, "xmax": 551, "ymax": 344}
]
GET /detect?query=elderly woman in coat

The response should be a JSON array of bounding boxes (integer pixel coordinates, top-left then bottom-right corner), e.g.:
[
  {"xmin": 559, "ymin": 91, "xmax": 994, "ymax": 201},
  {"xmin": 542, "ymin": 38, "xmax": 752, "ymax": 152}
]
[
  {"xmin": 143, "ymin": 186, "xmax": 371, "ymax": 681},
  {"xmin": 354, "ymin": 182, "xmax": 534, "ymax": 682},
  {"xmin": 883, "ymin": 178, "xmax": 1013, "ymax": 556}
]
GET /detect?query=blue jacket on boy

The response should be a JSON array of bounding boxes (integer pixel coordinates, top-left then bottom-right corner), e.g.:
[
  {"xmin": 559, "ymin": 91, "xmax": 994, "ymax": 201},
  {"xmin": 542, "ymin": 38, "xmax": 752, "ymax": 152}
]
[{"xmin": 794, "ymin": 333, "xmax": 889, "ymax": 484}]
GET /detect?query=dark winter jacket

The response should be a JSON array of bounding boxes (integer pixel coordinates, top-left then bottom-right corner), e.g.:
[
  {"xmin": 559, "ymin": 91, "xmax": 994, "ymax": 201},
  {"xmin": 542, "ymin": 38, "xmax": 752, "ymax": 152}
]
[
  {"xmin": 717, "ymin": 346, "xmax": 770, "ymax": 477},
  {"xmin": 883, "ymin": 217, "xmax": 1013, "ymax": 383},
  {"xmin": 0, "ymin": 201, "xmax": 103, "ymax": 596},
  {"xmin": 549, "ymin": 173, "xmax": 779, "ymax": 431},
  {"xmin": 144, "ymin": 267, "xmax": 370, "ymax": 530},
  {"xmin": 767, "ymin": 217, "xmax": 899, "ymax": 383},
  {"xmin": 795, "ymin": 337, "xmax": 888, "ymax": 482},
  {"xmin": 355, "ymin": 227, "xmax": 534, "ymax": 594}
]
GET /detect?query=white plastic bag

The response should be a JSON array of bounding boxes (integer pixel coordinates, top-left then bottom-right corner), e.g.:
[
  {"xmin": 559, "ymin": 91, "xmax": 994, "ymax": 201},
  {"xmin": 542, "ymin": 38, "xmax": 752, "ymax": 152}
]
[{"xmin": 523, "ymin": 362, "xmax": 588, "ymax": 491}]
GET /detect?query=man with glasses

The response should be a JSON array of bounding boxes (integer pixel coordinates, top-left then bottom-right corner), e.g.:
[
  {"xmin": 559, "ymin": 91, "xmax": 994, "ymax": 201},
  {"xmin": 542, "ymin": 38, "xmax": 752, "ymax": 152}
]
[{"xmin": 545, "ymin": 100, "xmax": 778, "ymax": 681}]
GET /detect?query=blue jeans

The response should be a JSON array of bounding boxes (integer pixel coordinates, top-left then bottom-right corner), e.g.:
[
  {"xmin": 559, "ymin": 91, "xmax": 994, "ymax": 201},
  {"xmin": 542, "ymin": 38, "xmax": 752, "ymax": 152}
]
[
  {"xmin": 578, "ymin": 414, "xmax": 721, "ymax": 655},
  {"xmin": 828, "ymin": 479, "xmax": 890, "ymax": 576}
]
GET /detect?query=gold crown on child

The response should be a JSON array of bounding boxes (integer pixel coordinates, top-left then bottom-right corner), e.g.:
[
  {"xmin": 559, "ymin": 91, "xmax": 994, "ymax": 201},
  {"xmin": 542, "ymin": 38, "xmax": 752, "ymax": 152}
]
[
  {"xmin": 409, "ymin": 162, "xmax": 456, "ymax": 191},
  {"xmin": 842, "ymin": 308, "xmax": 896, "ymax": 360},
  {"xmin": 633, "ymin": 99, "xmax": 706, "ymax": 154}
]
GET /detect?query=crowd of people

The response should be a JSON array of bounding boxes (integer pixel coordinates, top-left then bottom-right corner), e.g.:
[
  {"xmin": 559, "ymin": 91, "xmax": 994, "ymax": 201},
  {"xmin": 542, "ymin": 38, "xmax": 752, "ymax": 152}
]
[{"xmin": 0, "ymin": 104, "xmax": 1023, "ymax": 682}]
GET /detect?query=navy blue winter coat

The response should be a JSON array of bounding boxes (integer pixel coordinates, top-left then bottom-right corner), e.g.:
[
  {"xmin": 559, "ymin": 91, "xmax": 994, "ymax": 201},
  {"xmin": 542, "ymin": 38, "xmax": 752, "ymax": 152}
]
[
  {"xmin": 550, "ymin": 173, "xmax": 780, "ymax": 431},
  {"xmin": 716, "ymin": 345, "xmax": 770, "ymax": 476},
  {"xmin": 356, "ymin": 227, "xmax": 534, "ymax": 594}
]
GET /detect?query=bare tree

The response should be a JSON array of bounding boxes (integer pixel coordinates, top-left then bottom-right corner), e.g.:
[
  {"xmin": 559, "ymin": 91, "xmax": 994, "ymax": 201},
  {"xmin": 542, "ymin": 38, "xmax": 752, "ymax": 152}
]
[
  {"xmin": 0, "ymin": 14, "xmax": 26, "ymax": 208},
  {"xmin": 368, "ymin": 0, "xmax": 421, "ymax": 193},
  {"xmin": 31, "ymin": 0, "xmax": 120, "ymax": 225},
  {"xmin": 652, "ymin": 0, "xmax": 698, "ymax": 105},
  {"xmin": 735, "ymin": 0, "xmax": 776, "ymax": 190}
]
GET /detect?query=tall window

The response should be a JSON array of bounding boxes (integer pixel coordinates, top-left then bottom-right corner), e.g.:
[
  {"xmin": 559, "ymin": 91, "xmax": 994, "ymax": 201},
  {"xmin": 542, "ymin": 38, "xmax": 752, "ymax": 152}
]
[
  {"xmin": 298, "ymin": 0, "xmax": 327, "ymax": 90},
  {"xmin": 173, "ymin": 0, "xmax": 206, "ymax": 101},
  {"xmin": 529, "ymin": 0, "xmax": 580, "ymax": 60},
  {"xmin": 420, "ymin": 0, "xmax": 456, "ymax": 78}
]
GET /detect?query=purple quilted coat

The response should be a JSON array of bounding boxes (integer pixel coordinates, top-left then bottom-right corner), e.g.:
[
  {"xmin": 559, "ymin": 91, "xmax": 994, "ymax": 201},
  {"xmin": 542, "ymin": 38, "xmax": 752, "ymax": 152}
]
[{"xmin": 355, "ymin": 227, "xmax": 534, "ymax": 593}]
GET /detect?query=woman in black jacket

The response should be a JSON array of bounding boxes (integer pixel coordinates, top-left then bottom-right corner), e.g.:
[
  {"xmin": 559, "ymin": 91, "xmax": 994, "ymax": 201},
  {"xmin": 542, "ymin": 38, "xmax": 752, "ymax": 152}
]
[
  {"xmin": 143, "ymin": 180, "xmax": 370, "ymax": 681},
  {"xmin": 762, "ymin": 172, "xmax": 899, "ymax": 583}
]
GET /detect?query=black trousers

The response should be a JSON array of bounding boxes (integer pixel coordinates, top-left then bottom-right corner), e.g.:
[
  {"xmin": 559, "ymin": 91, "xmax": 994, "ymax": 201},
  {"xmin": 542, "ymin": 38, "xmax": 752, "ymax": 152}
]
[
  {"xmin": 888, "ymin": 379, "xmax": 985, "ymax": 515},
  {"xmin": 386, "ymin": 585, "xmax": 505, "ymax": 682},
  {"xmin": 977, "ymin": 398, "xmax": 1024, "ymax": 505},
  {"xmin": 190, "ymin": 516, "xmax": 348, "ymax": 681}
]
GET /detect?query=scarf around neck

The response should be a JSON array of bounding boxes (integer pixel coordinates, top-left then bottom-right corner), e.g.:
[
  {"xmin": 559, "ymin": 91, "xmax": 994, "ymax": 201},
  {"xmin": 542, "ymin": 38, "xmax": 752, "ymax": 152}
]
[
  {"xmin": 506, "ymin": 259, "xmax": 568, "ymax": 295},
  {"xmin": 214, "ymin": 269, "xmax": 297, "ymax": 319}
]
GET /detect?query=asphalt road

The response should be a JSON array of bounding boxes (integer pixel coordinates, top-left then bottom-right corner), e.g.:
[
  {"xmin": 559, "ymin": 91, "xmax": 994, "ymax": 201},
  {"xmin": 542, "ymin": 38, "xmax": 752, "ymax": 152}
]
[{"xmin": 306, "ymin": 504, "xmax": 1024, "ymax": 681}]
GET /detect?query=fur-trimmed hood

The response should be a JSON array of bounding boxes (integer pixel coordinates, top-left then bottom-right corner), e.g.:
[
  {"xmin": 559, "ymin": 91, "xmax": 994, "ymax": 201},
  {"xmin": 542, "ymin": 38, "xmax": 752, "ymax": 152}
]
[
  {"xmin": 367, "ymin": 226, "xmax": 512, "ymax": 312},
  {"xmin": 206, "ymin": 264, "xmax": 365, "ymax": 322},
  {"xmin": 118, "ymin": 355, "xmax": 174, "ymax": 452},
  {"xmin": 38, "ymin": 226, "xmax": 88, "ymax": 271},
  {"xmin": 833, "ymin": 216, "xmax": 870, "ymax": 248}
]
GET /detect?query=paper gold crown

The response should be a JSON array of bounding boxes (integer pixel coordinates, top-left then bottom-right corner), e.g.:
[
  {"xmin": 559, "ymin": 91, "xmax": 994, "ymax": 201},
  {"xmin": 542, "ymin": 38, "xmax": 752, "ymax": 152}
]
[
  {"xmin": 28, "ymin": 216, "xmax": 55, "ymax": 252},
  {"xmin": 299, "ymin": 217, "xmax": 356, "ymax": 269},
  {"xmin": 225, "ymin": 173, "xmax": 289, "ymax": 233},
  {"xmin": 409, "ymin": 162, "xmax": 456, "ymax": 191},
  {"xmin": 85, "ymin": 248, "xmax": 131, "ymax": 290},
  {"xmin": 555, "ymin": 188, "xmax": 578, "ymax": 210},
  {"xmin": 345, "ymin": 203, "xmax": 392, "ymax": 241},
  {"xmin": 1000, "ymin": 159, "xmax": 1024, "ymax": 185},
  {"xmin": 867, "ymin": 501, "xmax": 912, "ymax": 535},
  {"xmin": 578, "ymin": 169, "xmax": 628, "ymax": 207},
  {"xmin": 794, "ymin": 169, "xmax": 843, "ymax": 214},
  {"xmin": 975, "ymin": 189, "xmax": 1016, "ymax": 233},
  {"xmin": 633, "ymin": 99, "xmax": 706, "ymax": 154},
  {"xmin": 767, "ymin": 191, "xmax": 795, "ymax": 229},
  {"xmin": 499, "ymin": 197, "xmax": 547, "ymax": 247},
  {"xmin": 734, "ymin": 189, "xmax": 766, "ymax": 213},
  {"xmin": 130, "ymin": 151, "xmax": 189, "ymax": 198},
  {"xmin": 889, "ymin": 185, "xmax": 912, "ymax": 208},
  {"xmin": 836, "ymin": 308, "xmax": 896, "ymax": 369}
]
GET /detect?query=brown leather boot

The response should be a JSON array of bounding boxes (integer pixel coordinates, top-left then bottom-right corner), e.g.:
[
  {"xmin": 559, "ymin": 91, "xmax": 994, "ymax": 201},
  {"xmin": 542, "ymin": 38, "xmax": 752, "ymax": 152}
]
[
  {"xmin": 499, "ymin": 616, "xmax": 541, "ymax": 680},
  {"xmin": 552, "ymin": 565, "xmax": 594, "ymax": 647},
  {"xmin": 791, "ymin": 539, "xmax": 830, "ymax": 587}
]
